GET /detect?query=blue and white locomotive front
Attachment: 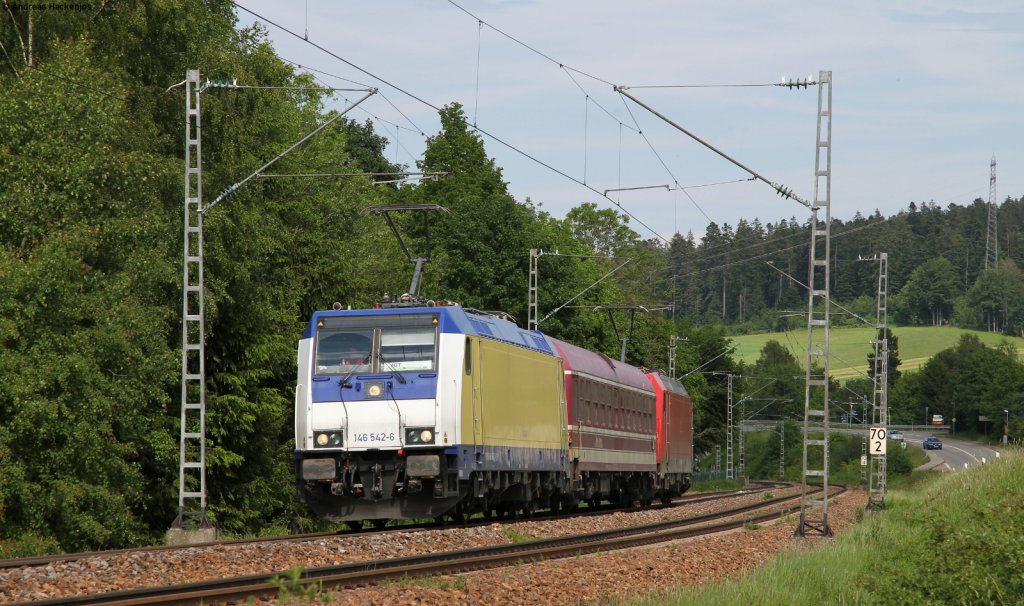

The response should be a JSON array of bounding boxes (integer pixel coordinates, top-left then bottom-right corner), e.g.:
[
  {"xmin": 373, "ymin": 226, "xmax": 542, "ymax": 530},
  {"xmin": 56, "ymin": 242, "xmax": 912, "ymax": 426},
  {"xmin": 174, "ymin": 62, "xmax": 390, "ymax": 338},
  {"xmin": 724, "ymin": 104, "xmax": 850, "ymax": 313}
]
[{"xmin": 294, "ymin": 307, "xmax": 462, "ymax": 522}]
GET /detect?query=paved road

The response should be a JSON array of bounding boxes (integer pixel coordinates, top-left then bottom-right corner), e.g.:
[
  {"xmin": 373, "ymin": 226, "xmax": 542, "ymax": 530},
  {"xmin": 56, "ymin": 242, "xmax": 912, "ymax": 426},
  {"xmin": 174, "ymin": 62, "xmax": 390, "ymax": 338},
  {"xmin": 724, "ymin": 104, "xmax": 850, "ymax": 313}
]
[
  {"xmin": 742, "ymin": 422, "xmax": 1005, "ymax": 473},
  {"xmin": 902, "ymin": 431, "xmax": 1004, "ymax": 472}
]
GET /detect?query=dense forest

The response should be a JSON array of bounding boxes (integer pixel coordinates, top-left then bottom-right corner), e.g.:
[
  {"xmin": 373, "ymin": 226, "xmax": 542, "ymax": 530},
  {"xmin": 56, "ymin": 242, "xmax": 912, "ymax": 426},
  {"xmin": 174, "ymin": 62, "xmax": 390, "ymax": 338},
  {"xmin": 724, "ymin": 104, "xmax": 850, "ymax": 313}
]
[{"xmin": 1, "ymin": 1, "xmax": 1021, "ymax": 555}]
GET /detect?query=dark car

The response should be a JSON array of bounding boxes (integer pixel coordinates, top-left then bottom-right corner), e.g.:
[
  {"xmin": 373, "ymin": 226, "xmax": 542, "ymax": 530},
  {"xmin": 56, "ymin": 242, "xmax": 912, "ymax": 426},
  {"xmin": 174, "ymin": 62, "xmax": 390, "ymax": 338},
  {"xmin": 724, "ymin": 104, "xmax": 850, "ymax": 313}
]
[{"xmin": 923, "ymin": 436, "xmax": 942, "ymax": 450}]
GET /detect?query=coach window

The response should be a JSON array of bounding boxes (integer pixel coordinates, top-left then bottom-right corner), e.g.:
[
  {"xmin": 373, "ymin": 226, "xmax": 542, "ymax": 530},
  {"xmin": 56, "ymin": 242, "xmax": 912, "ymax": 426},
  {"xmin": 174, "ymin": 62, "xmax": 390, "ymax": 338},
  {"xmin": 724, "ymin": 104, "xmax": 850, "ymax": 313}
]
[
  {"xmin": 591, "ymin": 383, "xmax": 597, "ymax": 425},
  {"xmin": 612, "ymin": 388, "xmax": 619, "ymax": 429},
  {"xmin": 464, "ymin": 339, "xmax": 472, "ymax": 375},
  {"xmin": 577, "ymin": 379, "xmax": 584, "ymax": 424}
]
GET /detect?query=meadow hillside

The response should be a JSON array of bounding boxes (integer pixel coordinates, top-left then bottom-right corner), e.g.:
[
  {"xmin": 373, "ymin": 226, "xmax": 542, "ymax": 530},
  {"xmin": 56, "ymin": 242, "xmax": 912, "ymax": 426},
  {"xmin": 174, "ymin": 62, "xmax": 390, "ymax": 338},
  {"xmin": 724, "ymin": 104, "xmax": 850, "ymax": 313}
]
[{"xmin": 730, "ymin": 326, "xmax": 1024, "ymax": 380}]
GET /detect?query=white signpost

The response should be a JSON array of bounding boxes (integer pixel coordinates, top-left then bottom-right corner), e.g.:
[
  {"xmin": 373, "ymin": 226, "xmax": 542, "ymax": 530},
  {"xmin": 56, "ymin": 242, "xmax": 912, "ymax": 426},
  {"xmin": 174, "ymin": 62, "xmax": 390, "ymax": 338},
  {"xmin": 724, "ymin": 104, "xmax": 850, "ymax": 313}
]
[{"xmin": 869, "ymin": 427, "xmax": 887, "ymax": 455}]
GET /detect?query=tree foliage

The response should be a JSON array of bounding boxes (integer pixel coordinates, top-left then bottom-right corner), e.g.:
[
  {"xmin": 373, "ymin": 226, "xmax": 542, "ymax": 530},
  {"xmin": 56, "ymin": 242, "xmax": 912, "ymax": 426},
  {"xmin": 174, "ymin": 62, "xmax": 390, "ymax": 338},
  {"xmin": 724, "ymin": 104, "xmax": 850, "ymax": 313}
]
[
  {"xmin": 893, "ymin": 257, "xmax": 959, "ymax": 325},
  {"xmin": 888, "ymin": 334, "xmax": 1024, "ymax": 436}
]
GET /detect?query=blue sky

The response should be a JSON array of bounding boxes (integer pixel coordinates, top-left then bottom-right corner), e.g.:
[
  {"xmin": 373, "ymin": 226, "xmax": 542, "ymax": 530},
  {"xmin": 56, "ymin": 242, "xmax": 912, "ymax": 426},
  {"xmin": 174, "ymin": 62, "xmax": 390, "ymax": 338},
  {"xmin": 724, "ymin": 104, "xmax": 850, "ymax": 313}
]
[{"xmin": 235, "ymin": 1, "xmax": 1023, "ymax": 243}]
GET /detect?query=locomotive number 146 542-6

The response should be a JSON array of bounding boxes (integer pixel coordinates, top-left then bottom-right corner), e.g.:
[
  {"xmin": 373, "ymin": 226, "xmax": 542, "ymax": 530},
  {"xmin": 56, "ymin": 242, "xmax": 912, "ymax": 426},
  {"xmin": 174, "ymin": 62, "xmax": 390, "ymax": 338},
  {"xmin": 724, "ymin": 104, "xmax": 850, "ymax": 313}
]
[{"xmin": 352, "ymin": 432, "xmax": 396, "ymax": 443}]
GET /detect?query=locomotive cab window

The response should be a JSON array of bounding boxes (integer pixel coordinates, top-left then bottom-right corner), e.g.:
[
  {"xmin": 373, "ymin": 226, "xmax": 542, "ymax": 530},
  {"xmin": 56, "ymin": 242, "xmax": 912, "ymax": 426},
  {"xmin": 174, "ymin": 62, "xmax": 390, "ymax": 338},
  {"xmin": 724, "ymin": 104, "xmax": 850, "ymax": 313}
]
[
  {"xmin": 380, "ymin": 324, "xmax": 436, "ymax": 372},
  {"xmin": 314, "ymin": 313, "xmax": 438, "ymax": 375},
  {"xmin": 315, "ymin": 330, "xmax": 372, "ymax": 375}
]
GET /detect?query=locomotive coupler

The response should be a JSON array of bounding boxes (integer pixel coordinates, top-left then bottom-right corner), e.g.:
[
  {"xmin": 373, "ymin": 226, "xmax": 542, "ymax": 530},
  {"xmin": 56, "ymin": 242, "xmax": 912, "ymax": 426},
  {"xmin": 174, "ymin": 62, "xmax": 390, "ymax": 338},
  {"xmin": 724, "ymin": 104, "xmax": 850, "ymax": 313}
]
[{"xmin": 370, "ymin": 463, "xmax": 384, "ymax": 499}]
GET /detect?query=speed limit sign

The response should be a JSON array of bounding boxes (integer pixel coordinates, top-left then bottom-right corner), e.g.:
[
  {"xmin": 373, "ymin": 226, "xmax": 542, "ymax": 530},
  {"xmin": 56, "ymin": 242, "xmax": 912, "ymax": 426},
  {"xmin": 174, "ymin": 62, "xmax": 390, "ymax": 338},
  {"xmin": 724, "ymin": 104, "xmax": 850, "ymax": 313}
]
[{"xmin": 869, "ymin": 427, "xmax": 887, "ymax": 455}]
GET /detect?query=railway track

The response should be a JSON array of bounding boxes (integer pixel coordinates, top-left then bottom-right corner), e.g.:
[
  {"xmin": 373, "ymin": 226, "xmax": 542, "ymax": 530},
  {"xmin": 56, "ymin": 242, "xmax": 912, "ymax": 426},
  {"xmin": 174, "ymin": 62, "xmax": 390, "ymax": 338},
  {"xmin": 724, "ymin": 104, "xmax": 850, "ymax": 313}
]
[
  {"xmin": 11, "ymin": 483, "xmax": 832, "ymax": 606},
  {"xmin": 0, "ymin": 483, "xmax": 784, "ymax": 572}
]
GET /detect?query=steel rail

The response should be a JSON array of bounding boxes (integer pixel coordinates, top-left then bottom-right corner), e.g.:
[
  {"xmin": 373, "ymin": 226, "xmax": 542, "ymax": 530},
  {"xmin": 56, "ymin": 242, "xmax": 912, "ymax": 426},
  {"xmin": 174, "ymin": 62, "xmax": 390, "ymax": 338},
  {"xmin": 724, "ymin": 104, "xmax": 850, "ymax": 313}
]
[
  {"xmin": 15, "ymin": 484, "xmax": 830, "ymax": 606},
  {"xmin": 2, "ymin": 484, "xmax": 787, "ymax": 571}
]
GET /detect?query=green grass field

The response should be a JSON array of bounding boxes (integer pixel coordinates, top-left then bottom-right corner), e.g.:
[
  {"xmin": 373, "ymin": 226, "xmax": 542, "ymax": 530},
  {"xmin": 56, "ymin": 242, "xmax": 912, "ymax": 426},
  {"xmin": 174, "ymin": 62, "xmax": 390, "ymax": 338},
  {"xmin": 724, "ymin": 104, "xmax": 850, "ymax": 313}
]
[
  {"xmin": 630, "ymin": 452, "xmax": 1024, "ymax": 606},
  {"xmin": 730, "ymin": 326, "xmax": 1024, "ymax": 381}
]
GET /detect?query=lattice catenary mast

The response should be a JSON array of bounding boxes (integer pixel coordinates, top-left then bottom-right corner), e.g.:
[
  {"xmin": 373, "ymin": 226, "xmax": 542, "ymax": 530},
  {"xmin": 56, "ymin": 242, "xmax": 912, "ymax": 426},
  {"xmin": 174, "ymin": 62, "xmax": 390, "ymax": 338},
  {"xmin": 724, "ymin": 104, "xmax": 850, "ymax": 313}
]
[
  {"xmin": 865, "ymin": 253, "xmax": 889, "ymax": 511},
  {"xmin": 174, "ymin": 70, "xmax": 212, "ymax": 534},
  {"xmin": 172, "ymin": 70, "xmax": 374, "ymax": 538},
  {"xmin": 795, "ymin": 70, "xmax": 833, "ymax": 538}
]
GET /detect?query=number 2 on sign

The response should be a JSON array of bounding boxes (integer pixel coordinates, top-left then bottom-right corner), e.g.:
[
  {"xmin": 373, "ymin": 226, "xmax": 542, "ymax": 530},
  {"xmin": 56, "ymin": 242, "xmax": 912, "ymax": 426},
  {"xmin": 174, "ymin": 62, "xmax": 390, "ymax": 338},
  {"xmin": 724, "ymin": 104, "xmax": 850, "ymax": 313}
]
[{"xmin": 869, "ymin": 427, "xmax": 887, "ymax": 455}]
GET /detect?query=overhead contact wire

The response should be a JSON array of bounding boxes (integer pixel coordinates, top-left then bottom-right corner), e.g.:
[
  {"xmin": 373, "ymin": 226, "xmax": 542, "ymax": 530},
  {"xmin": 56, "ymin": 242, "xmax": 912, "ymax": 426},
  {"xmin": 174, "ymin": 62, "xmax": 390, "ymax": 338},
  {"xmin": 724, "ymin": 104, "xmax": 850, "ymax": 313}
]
[
  {"xmin": 474, "ymin": 20, "xmax": 482, "ymax": 127},
  {"xmin": 233, "ymin": 1, "xmax": 670, "ymax": 243},
  {"xmin": 446, "ymin": 0, "xmax": 615, "ymax": 88}
]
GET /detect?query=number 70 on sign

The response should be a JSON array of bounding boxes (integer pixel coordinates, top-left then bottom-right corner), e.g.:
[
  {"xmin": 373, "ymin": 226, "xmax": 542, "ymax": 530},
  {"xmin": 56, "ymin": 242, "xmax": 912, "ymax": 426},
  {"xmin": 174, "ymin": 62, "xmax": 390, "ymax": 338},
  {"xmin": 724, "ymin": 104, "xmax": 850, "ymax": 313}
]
[{"xmin": 869, "ymin": 427, "xmax": 887, "ymax": 455}]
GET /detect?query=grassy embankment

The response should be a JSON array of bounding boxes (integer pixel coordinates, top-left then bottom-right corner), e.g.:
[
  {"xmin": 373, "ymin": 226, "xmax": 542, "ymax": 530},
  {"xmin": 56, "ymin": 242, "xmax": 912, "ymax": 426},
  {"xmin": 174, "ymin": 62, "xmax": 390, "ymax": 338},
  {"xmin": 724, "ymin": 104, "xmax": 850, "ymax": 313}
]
[
  {"xmin": 730, "ymin": 326, "xmax": 1024, "ymax": 381},
  {"xmin": 630, "ymin": 452, "xmax": 1023, "ymax": 606}
]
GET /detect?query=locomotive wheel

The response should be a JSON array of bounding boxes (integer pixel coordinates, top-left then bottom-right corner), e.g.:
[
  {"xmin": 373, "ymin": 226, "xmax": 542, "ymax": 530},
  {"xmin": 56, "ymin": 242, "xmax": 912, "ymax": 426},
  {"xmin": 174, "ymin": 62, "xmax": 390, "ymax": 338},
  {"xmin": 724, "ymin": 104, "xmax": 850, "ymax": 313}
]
[
  {"xmin": 345, "ymin": 520, "xmax": 364, "ymax": 531},
  {"xmin": 371, "ymin": 519, "xmax": 388, "ymax": 530}
]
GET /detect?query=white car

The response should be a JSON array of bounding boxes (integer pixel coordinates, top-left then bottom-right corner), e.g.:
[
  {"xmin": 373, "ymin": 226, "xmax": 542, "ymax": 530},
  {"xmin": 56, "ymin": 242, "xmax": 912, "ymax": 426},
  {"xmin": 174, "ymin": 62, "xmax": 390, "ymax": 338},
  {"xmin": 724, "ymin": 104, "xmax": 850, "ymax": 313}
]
[{"xmin": 890, "ymin": 430, "xmax": 904, "ymax": 442}]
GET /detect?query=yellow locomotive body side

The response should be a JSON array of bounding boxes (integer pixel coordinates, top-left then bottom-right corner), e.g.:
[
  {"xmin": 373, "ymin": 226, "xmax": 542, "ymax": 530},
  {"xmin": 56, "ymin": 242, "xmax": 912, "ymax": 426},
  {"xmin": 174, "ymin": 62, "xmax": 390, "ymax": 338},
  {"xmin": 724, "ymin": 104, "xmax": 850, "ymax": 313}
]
[{"xmin": 460, "ymin": 335, "xmax": 567, "ymax": 471}]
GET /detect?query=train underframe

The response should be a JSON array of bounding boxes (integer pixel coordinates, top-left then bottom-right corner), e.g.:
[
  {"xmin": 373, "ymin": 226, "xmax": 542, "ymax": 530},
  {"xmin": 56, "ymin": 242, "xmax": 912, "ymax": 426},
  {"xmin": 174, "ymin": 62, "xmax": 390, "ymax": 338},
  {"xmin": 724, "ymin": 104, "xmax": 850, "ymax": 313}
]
[{"xmin": 297, "ymin": 450, "xmax": 691, "ymax": 525}]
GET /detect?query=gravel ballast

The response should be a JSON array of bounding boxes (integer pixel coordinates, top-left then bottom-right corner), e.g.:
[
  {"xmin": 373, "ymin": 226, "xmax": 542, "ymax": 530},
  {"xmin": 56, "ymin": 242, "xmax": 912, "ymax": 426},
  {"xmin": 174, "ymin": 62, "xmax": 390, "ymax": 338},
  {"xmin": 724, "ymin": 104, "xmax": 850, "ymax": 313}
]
[{"xmin": 0, "ymin": 487, "xmax": 863, "ymax": 605}]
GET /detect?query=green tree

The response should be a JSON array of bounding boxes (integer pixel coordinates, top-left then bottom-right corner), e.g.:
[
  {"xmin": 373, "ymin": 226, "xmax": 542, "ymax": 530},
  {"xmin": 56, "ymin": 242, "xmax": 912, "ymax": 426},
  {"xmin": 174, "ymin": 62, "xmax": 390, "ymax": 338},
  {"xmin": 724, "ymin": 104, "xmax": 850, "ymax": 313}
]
[
  {"xmin": 893, "ymin": 256, "xmax": 959, "ymax": 325},
  {"xmin": 412, "ymin": 103, "xmax": 537, "ymax": 318},
  {"xmin": 0, "ymin": 41, "xmax": 179, "ymax": 552},
  {"xmin": 888, "ymin": 334, "xmax": 1019, "ymax": 434},
  {"xmin": 0, "ymin": 1, "xmax": 411, "ymax": 552},
  {"xmin": 564, "ymin": 203, "xmax": 640, "ymax": 256},
  {"xmin": 867, "ymin": 327, "xmax": 902, "ymax": 389},
  {"xmin": 956, "ymin": 260, "xmax": 1024, "ymax": 335},
  {"xmin": 749, "ymin": 341, "xmax": 804, "ymax": 420}
]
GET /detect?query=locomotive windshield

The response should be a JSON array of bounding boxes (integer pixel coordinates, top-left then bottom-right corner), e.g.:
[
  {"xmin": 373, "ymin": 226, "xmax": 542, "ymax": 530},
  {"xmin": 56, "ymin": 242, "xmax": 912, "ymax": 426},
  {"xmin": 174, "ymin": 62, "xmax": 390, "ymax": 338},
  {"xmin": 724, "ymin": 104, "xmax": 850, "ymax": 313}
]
[
  {"xmin": 380, "ymin": 325, "xmax": 435, "ymax": 371},
  {"xmin": 314, "ymin": 313, "xmax": 437, "ymax": 375}
]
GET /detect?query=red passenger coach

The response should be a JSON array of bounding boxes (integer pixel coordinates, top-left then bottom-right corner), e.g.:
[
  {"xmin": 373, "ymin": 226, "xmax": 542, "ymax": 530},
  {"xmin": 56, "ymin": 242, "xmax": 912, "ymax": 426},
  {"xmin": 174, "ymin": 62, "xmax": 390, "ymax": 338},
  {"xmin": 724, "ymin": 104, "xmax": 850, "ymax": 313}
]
[
  {"xmin": 647, "ymin": 372, "xmax": 693, "ymax": 502},
  {"xmin": 548, "ymin": 337, "xmax": 659, "ymax": 507}
]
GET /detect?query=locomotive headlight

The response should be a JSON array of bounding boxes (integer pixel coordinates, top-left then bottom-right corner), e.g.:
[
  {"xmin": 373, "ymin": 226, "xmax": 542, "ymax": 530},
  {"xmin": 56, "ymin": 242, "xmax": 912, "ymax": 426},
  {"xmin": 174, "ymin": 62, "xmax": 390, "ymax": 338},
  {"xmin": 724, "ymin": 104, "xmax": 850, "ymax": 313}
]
[
  {"xmin": 313, "ymin": 431, "xmax": 343, "ymax": 448},
  {"xmin": 405, "ymin": 427, "xmax": 435, "ymax": 445},
  {"xmin": 365, "ymin": 381, "xmax": 385, "ymax": 398}
]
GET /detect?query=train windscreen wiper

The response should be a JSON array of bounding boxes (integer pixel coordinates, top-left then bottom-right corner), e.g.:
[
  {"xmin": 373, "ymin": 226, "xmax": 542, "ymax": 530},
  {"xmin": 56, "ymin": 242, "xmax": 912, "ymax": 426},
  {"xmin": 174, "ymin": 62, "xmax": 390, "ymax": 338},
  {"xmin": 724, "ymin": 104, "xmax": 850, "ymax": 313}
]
[{"xmin": 378, "ymin": 355, "xmax": 408, "ymax": 384}]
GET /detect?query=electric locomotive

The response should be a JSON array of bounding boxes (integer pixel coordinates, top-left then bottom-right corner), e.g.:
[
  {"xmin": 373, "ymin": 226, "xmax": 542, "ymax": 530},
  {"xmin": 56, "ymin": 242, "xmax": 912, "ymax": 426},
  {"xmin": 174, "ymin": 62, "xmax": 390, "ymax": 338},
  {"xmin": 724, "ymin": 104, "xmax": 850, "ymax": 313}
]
[
  {"xmin": 294, "ymin": 300, "xmax": 568, "ymax": 524},
  {"xmin": 648, "ymin": 371, "xmax": 693, "ymax": 502}
]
